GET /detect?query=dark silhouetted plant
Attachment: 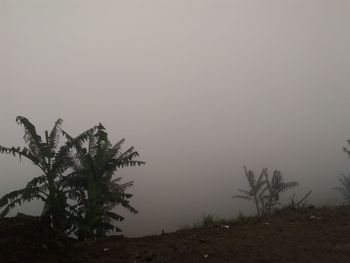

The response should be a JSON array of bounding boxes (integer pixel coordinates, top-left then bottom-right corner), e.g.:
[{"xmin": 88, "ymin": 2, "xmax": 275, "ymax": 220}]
[
  {"xmin": 233, "ymin": 166, "xmax": 267, "ymax": 216},
  {"xmin": 0, "ymin": 116, "xmax": 134, "ymax": 236},
  {"xmin": 0, "ymin": 116, "xmax": 79, "ymax": 230},
  {"xmin": 178, "ymin": 212, "xmax": 258, "ymax": 230},
  {"xmin": 261, "ymin": 170, "xmax": 299, "ymax": 213},
  {"xmin": 64, "ymin": 126, "xmax": 145, "ymax": 240},
  {"xmin": 200, "ymin": 214, "xmax": 216, "ymax": 227},
  {"xmin": 0, "ymin": 117, "xmax": 102, "ymax": 230},
  {"xmin": 233, "ymin": 167, "xmax": 299, "ymax": 216},
  {"xmin": 338, "ymin": 142, "xmax": 350, "ymax": 204}
]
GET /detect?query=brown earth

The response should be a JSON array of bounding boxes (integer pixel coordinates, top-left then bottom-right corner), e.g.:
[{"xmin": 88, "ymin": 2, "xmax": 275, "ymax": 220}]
[{"xmin": 1, "ymin": 206, "xmax": 350, "ymax": 263}]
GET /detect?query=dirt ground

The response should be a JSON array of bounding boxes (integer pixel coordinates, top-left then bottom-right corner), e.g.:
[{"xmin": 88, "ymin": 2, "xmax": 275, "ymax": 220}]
[{"xmin": 1, "ymin": 206, "xmax": 350, "ymax": 263}]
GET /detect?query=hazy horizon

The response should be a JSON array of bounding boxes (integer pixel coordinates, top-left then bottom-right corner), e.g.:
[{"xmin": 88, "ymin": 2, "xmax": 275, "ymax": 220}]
[{"xmin": 1, "ymin": 0, "xmax": 350, "ymax": 236}]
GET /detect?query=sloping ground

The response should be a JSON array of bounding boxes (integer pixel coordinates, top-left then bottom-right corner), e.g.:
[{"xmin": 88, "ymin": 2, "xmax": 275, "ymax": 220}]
[
  {"xmin": 2, "ymin": 207, "xmax": 350, "ymax": 262},
  {"xmin": 0, "ymin": 215, "xmax": 78, "ymax": 263}
]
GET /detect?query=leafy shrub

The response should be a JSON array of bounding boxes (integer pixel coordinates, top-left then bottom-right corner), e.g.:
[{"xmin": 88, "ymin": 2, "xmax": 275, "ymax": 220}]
[
  {"xmin": 233, "ymin": 167, "xmax": 298, "ymax": 216},
  {"xmin": 0, "ymin": 116, "xmax": 144, "ymax": 240}
]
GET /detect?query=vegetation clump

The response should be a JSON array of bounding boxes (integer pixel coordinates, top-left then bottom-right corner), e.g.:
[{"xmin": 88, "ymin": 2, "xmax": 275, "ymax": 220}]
[
  {"xmin": 2, "ymin": 116, "xmax": 350, "ymax": 242},
  {"xmin": 0, "ymin": 116, "xmax": 144, "ymax": 240},
  {"xmin": 233, "ymin": 166, "xmax": 298, "ymax": 216},
  {"xmin": 179, "ymin": 211, "xmax": 256, "ymax": 230},
  {"xmin": 179, "ymin": 214, "xmax": 228, "ymax": 230},
  {"xmin": 335, "ymin": 142, "xmax": 350, "ymax": 204}
]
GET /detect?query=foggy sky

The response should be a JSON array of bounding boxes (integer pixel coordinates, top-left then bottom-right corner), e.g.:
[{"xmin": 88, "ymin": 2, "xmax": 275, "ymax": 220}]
[{"xmin": 1, "ymin": 0, "xmax": 350, "ymax": 236}]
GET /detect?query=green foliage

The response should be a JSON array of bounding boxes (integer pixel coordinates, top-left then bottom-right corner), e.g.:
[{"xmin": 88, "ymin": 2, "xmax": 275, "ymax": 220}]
[
  {"xmin": 65, "ymin": 126, "xmax": 145, "ymax": 240},
  {"xmin": 0, "ymin": 116, "xmax": 144, "ymax": 239},
  {"xmin": 179, "ymin": 212, "xmax": 258, "ymax": 230},
  {"xmin": 334, "ymin": 174, "xmax": 350, "ymax": 204},
  {"xmin": 233, "ymin": 167, "xmax": 299, "ymax": 216},
  {"xmin": 179, "ymin": 214, "xmax": 225, "ymax": 229},
  {"xmin": 0, "ymin": 117, "xmax": 76, "ymax": 230}
]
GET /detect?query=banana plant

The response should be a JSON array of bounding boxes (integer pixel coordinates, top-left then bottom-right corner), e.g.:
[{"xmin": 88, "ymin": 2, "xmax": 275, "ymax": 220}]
[
  {"xmin": 233, "ymin": 167, "xmax": 298, "ymax": 216},
  {"xmin": 64, "ymin": 126, "xmax": 145, "ymax": 240},
  {"xmin": 233, "ymin": 167, "xmax": 267, "ymax": 216},
  {"xmin": 261, "ymin": 170, "xmax": 299, "ymax": 214},
  {"xmin": 0, "ymin": 116, "xmax": 98, "ymax": 230}
]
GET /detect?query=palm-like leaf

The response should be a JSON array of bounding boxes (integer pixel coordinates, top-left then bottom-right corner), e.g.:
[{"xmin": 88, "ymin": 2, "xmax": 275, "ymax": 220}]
[
  {"xmin": 16, "ymin": 116, "xmax": 45, "ymax": 159},
  {"xmin": 49, "ymin": 119, "xmax": 63, "ymax": 152},
  {"xmin": 232, "ymin": 194, "xmax": 252, "ymax": 201},
  {"xmin": 0, "ymin": 146, "xmax": 41, "ymax": 166},
  {"xmin": 0, "ymin": 179, "xmax": 48, "ymax": 217}
]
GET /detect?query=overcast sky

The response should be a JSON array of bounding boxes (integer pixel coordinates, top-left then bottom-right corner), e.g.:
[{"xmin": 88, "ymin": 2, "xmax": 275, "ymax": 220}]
[{"xmin": 1, "ymin": 0, "xmax": 350, "ymax": 236}]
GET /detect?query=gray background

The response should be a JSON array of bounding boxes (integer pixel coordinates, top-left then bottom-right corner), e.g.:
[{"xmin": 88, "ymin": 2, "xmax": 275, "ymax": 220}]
[{"xmin": 1, "ymin": 0, "xmax": 350, "ymax": 236}]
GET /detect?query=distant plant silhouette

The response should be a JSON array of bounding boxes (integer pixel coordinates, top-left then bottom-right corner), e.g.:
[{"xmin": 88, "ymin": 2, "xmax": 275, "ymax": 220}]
[
  {"xmin": 233, "ymin": 167, "xmax": 298, "ymax": 216},
  {"xmin": 338, "ymin": 142, "xmax": 350, "ymax": 204},
  {"xmin": 343, "ymin": 140, "xmax": 350, "ymax": 158},
  {"xmin": 179, "ymin": 212, "xmax": 258, "ymax": 230},
  {"xmin": 261, "ymin": 170, "xmax": 299, "ymax": 214},
  {"xmin": 200, "ymin": 214, "xmax": 216, "ymax": 227},
  {"xmin": 233, "ymin": 166, "xmax": 267, "ymax": 216},
  {"xmin": 334, "ymin": 174, "xmax": 350, "ymax": 204}
]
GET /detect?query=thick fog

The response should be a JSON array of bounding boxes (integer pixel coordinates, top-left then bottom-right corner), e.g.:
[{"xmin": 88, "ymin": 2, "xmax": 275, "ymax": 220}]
[{"xmin": 1, "ymin": 0, "xmax": 350, "ymax": 236}]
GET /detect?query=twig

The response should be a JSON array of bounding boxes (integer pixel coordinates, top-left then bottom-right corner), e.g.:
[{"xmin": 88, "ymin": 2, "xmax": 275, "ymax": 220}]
[{"xmin": 296, "ymin": 190, "xmax": 312, "ymax": 208}]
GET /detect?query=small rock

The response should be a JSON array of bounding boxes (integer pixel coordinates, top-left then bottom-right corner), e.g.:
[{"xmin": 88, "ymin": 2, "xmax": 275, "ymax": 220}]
[
  {"xmin": 309, "ymin": 216, "xmax": 323, "ymax": 221},
  {"xmin": 204, "ymin": 254, "xmax": 209, "ymax": 259}
]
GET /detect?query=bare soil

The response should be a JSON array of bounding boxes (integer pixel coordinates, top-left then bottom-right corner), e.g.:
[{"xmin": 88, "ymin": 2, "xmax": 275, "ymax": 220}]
[{"xmin": 2, "ymin": 206, "xmax": 350, "ymax": 263}]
